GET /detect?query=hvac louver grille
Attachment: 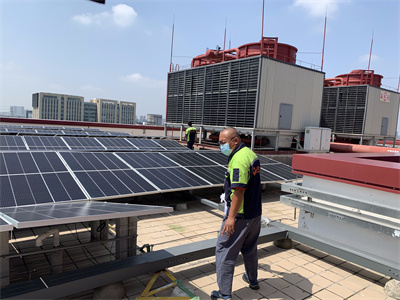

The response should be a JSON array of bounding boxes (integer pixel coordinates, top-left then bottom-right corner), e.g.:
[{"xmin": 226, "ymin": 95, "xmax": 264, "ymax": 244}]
[
  {"xmin": 167, "ymin": 57, "xmax": 260, "ymax": 128},
  {"xmin": 320, "ymin": 86, "xmax": 367, "ymax": 134}
]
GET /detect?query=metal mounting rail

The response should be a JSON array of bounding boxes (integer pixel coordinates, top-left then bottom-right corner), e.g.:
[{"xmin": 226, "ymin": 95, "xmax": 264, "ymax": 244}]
[
  {"xmin": 280, "ymin": 194, "xmax": 400, "ymax": 237},
  {"xmin": 1, "ymin": 227, "xmax": 287, "ymax": 299}
]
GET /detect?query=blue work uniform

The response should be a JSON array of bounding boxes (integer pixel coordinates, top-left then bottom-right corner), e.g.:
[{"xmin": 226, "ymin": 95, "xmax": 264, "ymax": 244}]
[
  {"xmin": 216, "ymin": 142, "xmax": 262, "ymax": 296},
  {"xmin": 185, "ymin": 126, "xmax": 197, "ymax": 149}
]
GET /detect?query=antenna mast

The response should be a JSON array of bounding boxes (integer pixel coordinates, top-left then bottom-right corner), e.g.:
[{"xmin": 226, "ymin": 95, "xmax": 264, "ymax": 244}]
[
  {"xmin": 367, "ymin": 30, "xmax": 374, "ymax": 72},
  {"xmin": 261, "ymin": 0, "xmax": 265, "ymax": 53},
  {"xmin": 169, "ymin": 15, "xmax": 175, "ymax": 72},
  {"xmin": 223, "ymin": 18, "xmax": 227, "ymax": 50},
  {"xmin": 321, "ymin": 7, "xmax": 327, "ymax": 72}
]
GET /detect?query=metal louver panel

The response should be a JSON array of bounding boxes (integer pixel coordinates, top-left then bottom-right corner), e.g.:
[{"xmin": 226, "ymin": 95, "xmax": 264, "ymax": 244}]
[
  {"xmin": 166, "ymin": 57, "xmax": 260, "ymax": 128},
  {"xmin": 320, "ymin": 86, "xmax": 367, "ymax": 134}
]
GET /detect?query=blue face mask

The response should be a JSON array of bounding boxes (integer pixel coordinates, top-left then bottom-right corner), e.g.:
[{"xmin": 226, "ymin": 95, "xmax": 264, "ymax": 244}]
[{"xmin": 220, "ymin": 142, "xmax": 233, "ymax": 156}]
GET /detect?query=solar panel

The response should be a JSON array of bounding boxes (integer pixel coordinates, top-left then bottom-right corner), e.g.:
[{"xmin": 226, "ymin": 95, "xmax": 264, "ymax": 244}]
[
  {"xmin": 263, "ymin": 163, "xmax": 299, "ymax": 180},
  {"xmin": 24, "ymin": 136, "xmax": 69, "ymax": 151},
  {"xmin": 0, "ymin": 152, "xmax": 87, "ymax": 208},
  {"xmin": 0, "ymin": 136, "xmax": 27, "ymax": 151},
  {"xmin": 185, "ymin": 166, "xmax": 226, "ymax": 185},
  {"xmin": 258, "ymin": 156, "xmax": 278, "ymax": 165},
  {"xmin": 59, "ymin": 152, "xmax": 158, "ymax": 198},
  {"xmin": 127, "ymin": 139, "xmax": 163, "ymax": 150},
  {"xmin": 95, "ymin": 138, "xmax": 137, "ymax": 150},
  {"xmin": 137, "ymin": 167, "xmax": 210, "ymax": 190},
  {"xmin": 153, "ymin": 139, "xmax": 189, "ymax": 150},
  {"xmin": 0, "ymin": 201, "xmax": 173, "ymax": 229},
  {"xmin": 117, "ymin": 152, "xmax": 178, "ymax": 168},
  {"xmin": 162, "ymin": 152, "xmax": 219, "ymax": 167},
  {"xmin": 62, "ymin": 137, "xmax": 105, "ymax": 150},
  {"xmin": 197, "ymin": 152, "xmax": 228, "ymax": 166}
]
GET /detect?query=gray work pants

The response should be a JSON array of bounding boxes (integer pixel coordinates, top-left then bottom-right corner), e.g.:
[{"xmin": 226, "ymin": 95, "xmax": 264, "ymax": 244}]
[{"xmin": 215, "ymin": 216, "xmax": 261, "ymax": 296}]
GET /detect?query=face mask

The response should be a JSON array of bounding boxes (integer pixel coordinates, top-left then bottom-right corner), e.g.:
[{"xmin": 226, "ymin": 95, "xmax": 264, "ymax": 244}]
[{"xmin": 220, "ymin": 142, "xmax": 233, "ymax": 156}]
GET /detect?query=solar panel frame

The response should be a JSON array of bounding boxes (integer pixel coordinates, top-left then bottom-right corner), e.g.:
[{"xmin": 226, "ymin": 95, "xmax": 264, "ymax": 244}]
[
  {"xmin": 0, "ymin": 201, "xmax": 173, "ymax": 229},
  {"xmin": 0, "ymin": 217, "xmax": 13, "ymax": 232}
]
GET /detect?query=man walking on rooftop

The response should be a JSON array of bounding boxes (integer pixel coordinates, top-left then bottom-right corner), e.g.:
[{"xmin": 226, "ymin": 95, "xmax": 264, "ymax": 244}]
[
  {"xmin": 185, "ymin": 122, "xmax": 197, "ymax": 150},
  {"xmin": 211, "ymin": 127, "xmax": 262, "ymax": 300}
]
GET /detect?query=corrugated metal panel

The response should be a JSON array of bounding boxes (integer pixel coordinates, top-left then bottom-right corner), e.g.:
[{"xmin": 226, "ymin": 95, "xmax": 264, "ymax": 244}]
[{"xmin": 256, "ymin": 58, "xmax": 324, "ymax": 130}]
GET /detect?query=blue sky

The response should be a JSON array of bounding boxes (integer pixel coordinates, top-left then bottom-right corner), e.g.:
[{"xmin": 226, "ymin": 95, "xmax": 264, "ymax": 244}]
[{"xmin": 1, "ymin": 0, "xmax": 399, "ymax": 126}]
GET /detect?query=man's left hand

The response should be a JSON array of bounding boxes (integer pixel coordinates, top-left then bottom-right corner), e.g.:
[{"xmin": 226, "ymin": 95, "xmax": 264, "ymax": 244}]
[{"xmin": 221, "ymin": 216, "xmax": 235, "ymax": 237}]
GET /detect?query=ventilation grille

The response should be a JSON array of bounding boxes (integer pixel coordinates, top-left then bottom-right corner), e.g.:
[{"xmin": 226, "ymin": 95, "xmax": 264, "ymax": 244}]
[
  {"xmin": 320, "ymin": 86, "xmax": 367, "ymax": 134},
  {"xmin": 167, "ymin": 57, "xmax": 260, "ymax": 128}
]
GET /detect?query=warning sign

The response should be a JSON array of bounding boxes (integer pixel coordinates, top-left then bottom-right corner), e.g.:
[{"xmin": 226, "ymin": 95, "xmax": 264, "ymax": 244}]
[{"xmin": 380, "ymin": 91, "xmax": 390, "ymax": 103}]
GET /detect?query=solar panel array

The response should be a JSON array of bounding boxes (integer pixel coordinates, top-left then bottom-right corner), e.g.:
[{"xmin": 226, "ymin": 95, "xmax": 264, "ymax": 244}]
[
  {"xmin": 0, "ymin": 151, "xmax": 299, "ymax": 209},
  {"xmin": 0, "ymin": 124, "xmax": 130, "ymax": 137},
  {"xmin": 0, "ymin": 136, "xmax": 189, "ymax": 152}
]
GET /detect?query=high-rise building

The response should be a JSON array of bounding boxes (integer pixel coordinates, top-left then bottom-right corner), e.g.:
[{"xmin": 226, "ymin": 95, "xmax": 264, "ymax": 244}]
[{"xmin": 32, "ymin": 92, "xmax": 84, "ymax": 121}]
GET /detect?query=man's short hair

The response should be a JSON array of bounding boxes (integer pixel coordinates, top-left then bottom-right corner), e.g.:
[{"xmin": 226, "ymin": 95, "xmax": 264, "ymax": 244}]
[{"xmin": 188, "ymin": 122, "xmax": 192, "ymax": 126}]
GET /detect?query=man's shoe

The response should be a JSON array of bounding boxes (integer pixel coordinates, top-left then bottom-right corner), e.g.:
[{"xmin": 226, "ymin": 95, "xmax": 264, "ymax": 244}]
[
  {"xmin": 242, "ymin": 274, "xmax": 260, "ymax": 290},
  {"xmin": 210, "ymin": 290, "xmax": 232, "ymax": 300}
]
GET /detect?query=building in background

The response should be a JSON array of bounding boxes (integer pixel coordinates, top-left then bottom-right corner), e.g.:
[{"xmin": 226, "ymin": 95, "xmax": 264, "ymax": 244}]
[
  {"xmin": 31, "ymin": 93, "xmax": 136, "ymax": 124},
  {"xmin": 84, "ymin": 102, "xmax": 98, "ymax": 122},
  {"xmin": 89, "ymin": 98, "xmax": 136, "ymax": 125},
  {"xmin": 25, "ymin": 110, "xmax": 32, "ymax": 118},
  {"xmin": 10, "ymin": 106, "xmax": 25, "ymax": 118},
  {"xmin": 90, "ymin": 98, "xmax": 118, "ymax": 123},
  {"xmin": 32, "ymin": 92, "xmax": 84, "ymax": 121},
  {"xmin": 119, "ymin": 101, "xmax": 136, "ymax": 124},
  {"xmin": 147, "ymin": 114, "xmax": 163, "ymax": 125}
]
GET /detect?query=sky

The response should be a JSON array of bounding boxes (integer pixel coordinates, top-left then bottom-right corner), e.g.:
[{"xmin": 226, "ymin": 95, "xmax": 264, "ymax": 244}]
[{"xmin": 0, "ymin": 0, "xmax": 399, "ymax": 127}]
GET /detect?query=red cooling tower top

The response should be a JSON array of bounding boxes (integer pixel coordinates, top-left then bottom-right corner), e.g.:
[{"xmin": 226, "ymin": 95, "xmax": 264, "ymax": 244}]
[
  {"xmin": 191, "ymin": 37, "xmax": 298, "ymax": 68},
  {"xmin": 324, "ymin": 69, "xmax": 383, "ymax": 88}
]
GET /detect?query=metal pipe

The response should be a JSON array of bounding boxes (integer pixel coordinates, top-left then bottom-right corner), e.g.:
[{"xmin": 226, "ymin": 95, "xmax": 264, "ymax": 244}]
[{"xmin": 35, "ymin": 229, "xmax": 59, "ymax": 247}]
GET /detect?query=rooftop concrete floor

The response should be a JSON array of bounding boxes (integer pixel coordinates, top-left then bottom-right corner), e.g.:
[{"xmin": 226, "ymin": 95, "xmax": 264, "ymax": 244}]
[{"xmin": 64, "ymin": 183, "xmax": 395, "ymax": 300}]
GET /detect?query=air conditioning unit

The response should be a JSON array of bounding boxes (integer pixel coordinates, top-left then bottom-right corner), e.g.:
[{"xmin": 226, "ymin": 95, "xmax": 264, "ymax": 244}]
[{"xmin": 304, "ymin": 127, "xmax": 331, "ymax": 152}]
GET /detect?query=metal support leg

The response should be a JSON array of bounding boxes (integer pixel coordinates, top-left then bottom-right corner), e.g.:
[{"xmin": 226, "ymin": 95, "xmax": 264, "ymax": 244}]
[
  {"xmin": 164, "ymin": 124, "xmax": 167, "ymax": 138},
  {"xmin": 90, "ymin": 220, "xmax": 109, "ymax": 241},
  {"xmin": 250, "ymin": 129, "xmax": 255, "ymax": 151},
  {"xmin": 116, "ymin": 217, "xmax": 137, "ymax": 259},
  {"xmin": 275, "ymin": 132, "xmax": 280, "ymax": 151},
  {"xmin": 180, "ymin": 125, "xmax": 183, "ymax": 141},
  {"xmin": 199, "ymin": 127, "xmax": 203, "ymax": 145},
  {"xmin": 128, "ymin": 217, "xmax": 138, "ymax": 257},
  {"xmin": 0, "ymin": 232, "xmax": 9, "ymax": 287},
  {"xmin": 116, "ymin": 218, "xmax": 128, "ymax": 260}
]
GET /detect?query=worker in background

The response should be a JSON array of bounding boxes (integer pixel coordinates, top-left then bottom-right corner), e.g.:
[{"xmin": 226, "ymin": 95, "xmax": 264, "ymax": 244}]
[
  {"xmin": 185, "ymin": 122, "xmax": 197, "ymax": 150},
  {"xmin": 211, "ymin": 127, "xmax": 262, "ymax": 300}
]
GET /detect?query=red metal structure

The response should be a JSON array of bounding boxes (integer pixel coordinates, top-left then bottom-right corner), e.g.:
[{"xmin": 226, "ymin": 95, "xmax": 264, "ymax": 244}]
[
  {"xmin": 330, "ymin": 142, "xmax": 400, "ymax": 154},
  {"xmin": 292, "ymin": 152, "xmax": 400, "ymax": 194},
  {"xmin": 324, "ymin": 69, "xmax": 383, "ymax": 88},
  {"xmin": 191, "ymin": 37, "xmax": 298, "ymax": 68}
]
